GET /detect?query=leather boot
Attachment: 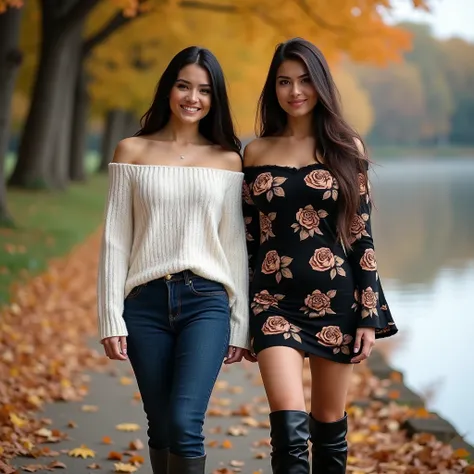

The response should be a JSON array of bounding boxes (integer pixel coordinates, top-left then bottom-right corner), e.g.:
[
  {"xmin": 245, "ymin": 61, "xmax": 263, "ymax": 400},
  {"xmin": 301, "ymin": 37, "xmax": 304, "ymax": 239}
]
[
  {"xmin": 309, "ymin": 412, "xmax": 348, "ymax": 473},
  {"xmin": 168, "ymin": 453, "xmax": 206, "ymax": 474},
  {"xmin": 149, "ymin": 447, "xmax": 168, "ymax": 474},
  {"xmin": 269, "ymin": 410, "xmax": 310, "ymax": 473}
]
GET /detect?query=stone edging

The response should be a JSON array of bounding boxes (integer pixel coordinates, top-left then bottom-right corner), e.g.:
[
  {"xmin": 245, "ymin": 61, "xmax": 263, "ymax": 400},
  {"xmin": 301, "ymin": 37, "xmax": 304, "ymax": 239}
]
[{"xmin": 355, "ymin": 350, "xmax": 474, "ymax": 459}]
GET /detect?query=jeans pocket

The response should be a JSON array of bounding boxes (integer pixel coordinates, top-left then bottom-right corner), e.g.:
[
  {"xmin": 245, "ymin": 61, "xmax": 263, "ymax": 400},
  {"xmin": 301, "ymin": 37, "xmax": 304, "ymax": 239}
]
[{"xmin": 188, "ymin": 277, "xmax": 227, "ymax": 297}]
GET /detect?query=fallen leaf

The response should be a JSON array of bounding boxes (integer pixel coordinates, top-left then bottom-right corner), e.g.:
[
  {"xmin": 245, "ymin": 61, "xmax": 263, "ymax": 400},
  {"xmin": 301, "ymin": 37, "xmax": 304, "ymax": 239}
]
[
  {"xmin": 120, "ymin": 376, "xmax": 133, "ymax": 386},
  {"xmin": 108, "ymin": 451, "xmax": 123, "ymax": 461},
  {"xmin": 230, "ymin": 460, "xmax": 245, "ymax": 467},
  {"xmin": 47, "ymin": 461, "xmax": 66, "ymax": 469},
  {"xmin": 81, "ymin": 405, "xmax": 99, "ymax": 412},
  {"xmin": 87, "ymin": 463, "xmax": 101, "ymax": 470},
  {"xmin": 254, "ymin": 452, "xmax": 268, "ymax": 459},
  {"xmin": 128, "ymin": 455, "xmax": 144, "ymax": 464},
  {"xmin": 21, "ymin": 465, "xmax": 45, "ymax": 472},
  {"xmin": 453, "ymin": 448, "xmax": 470, "ymax": 459},
  {"xmin": 116, "ymin": 423, "xmax": 141, "ymax": 432},
  {"xmin": 207, "ymin": 440, "xmax": 219, "ymax": 448},
  {"xmin": 67, "ymin": 420, "xmax": 77, "ymax": 428},
  {"xmin": 241, "ymin": 417, "xmax": 259, "ymax": 427},
  {"xmin": 35, "ymin": 428, "xmax": 52, "ymax": 438},
  {"xmin": 0, "ymin": 460, "xmax": 16, "ymax": 474},
  {"xmin": 102, "ymin": 435, "xmax": 113, "ymax": 444},
  {"xmin": 10, "ymin": 412, "xmax": 27, "ymax": 427},
  {"xmin": 221, "ymin": 439, "xmax": 233, "ymax": 449},
  {"xmin": 129, "ymin": 439, "xmax": 144, "ymax": 450},
  {"xmin": 68, "ymin": 445, "xmax": 95, "ymax": 459},
  {"xmin": 114, "ymin": 463, "xmax": 138, "ymax": 473},
  {"xmin": 227, "ymin": 425, "xmax": 248, "ymax": 436}
]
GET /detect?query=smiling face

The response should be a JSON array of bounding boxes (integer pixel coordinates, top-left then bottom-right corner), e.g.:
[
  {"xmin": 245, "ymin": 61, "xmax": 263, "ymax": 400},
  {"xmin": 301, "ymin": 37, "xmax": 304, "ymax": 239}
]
[
  {"xmin": 275, "ymin": 59, "xmax": 318, "ymax": 118},
  {"xmin": 169, "ymin": 63, "xmax": 212, "ymax": 124}
]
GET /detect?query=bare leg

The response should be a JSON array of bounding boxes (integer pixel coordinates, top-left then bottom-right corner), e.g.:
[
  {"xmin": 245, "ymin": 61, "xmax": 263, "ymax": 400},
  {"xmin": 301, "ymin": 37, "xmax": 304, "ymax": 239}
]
[
  {"xmin": 258, "ymin": 347, "xmax": 309, "ymax": 474},
  {"xmin": 309, "ymin": 356, "xmax": 353, "ymax": 473}
]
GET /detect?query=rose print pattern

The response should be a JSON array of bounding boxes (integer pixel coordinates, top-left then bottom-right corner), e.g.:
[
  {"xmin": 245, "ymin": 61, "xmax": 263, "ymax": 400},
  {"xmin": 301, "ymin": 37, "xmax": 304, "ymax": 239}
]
[
  {"xmin": 350, "ymin": 213, "xmax": 370, "ymax": 243},
  {"xmin": 251, "ymin": 290, "xmax": 285, "ymax": 315},
  {"xmin": 260, "ymin": 212, "xmax": 276, "ymax": 243},
  {"xmin": 291, "ymin": 205, "xmax": 328, "ymax": 240},
  {"xmin": 252, "ymin": 172, "xmax": 287, "ymax": 202},
  {"xmin": 316, "ymin": 326, "xmax": 353, "ymax": 355},
  {"xmin": 242, "ymin": 164, "xmax": 397, "ymax": 364},
  {"xmin": 351, "ymin": 289, "xmax": 359, "ymax": 312},
  {"xmin": 262, "ymin": 316, "xmax": 302, "ymax": 343},
  {"xmin": 361, "ymin": 287, "xmax": 379, "ymax": 318},
  {"xmin": 309, "ymin": 248, "xmax": 346, "ymax": 280},
  {"xmin": 244, "ymin": 216, "xmax": 254, "ymax": 242},
  {"xmin": 304, "ymin": 169, "xmax": 339, "ymax": 200},
  {"xmin": 360, "ymin": 249, "xmax": 377, "ymax": 271},
  {"xmin": 261, "ymin": 250, "xmax": 293, "ymax": 283},
  {"xmin": 242, "ymin": 180, "xmax": 254, "ymax": 205},
  {"xmin": 301, "ymin": 289, "xmax": 337, "ymax": 317}
]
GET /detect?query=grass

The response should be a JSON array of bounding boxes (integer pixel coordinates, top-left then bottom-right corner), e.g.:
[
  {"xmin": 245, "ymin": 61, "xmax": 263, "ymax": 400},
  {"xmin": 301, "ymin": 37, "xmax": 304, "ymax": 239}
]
[{"xmin": 0, "ymin": 152, "xmax": 108, "ymax": 305}]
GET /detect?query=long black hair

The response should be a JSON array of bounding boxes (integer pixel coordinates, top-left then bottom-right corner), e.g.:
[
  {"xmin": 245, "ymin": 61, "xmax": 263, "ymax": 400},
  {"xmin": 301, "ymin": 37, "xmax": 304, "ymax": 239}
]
[
  {"xmin": 136, "ymin": 46, "xmax": 241, "ymax": 154},
  {"xmin": 257, "ymin": 37, "xmax": 369, "ymax": 248}
]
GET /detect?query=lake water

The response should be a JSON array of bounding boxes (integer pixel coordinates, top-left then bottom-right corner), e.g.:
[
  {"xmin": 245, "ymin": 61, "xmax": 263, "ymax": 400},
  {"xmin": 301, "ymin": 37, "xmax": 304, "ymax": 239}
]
[{"xmin": 370, "ymin": 158, "xmax": 474, "ymax": 444}]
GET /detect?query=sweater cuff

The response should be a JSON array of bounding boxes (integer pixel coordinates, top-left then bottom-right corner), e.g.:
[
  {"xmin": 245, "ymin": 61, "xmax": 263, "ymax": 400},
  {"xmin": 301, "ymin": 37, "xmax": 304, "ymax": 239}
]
[
  {"xmin": 229, "ymin": 302, "xmax": 250, "ymax": 350},
  {"xmin": 99, "ymin": 313, "xmax": 129, "ymax": 342}
]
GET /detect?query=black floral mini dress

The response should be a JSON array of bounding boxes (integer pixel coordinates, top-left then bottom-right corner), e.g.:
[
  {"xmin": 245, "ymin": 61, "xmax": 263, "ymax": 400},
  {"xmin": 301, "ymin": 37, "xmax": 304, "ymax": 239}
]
[{"xmin": 243, "ymin": 163, "xmax": 397, "ymax": 363}]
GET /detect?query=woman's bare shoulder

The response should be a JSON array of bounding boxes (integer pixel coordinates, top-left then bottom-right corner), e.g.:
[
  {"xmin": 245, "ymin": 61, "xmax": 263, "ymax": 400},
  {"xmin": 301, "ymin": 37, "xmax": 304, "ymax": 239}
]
[{"xmin": 243, "ymin": 137, "xmax": 276, "ymax": 167}]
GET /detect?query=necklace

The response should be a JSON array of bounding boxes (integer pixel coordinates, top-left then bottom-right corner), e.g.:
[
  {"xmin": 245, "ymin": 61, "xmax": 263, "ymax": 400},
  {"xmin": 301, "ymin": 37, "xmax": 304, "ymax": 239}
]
[{"xmin": 179, "ymin": 155, "xmax": 185, "ymax": 160}]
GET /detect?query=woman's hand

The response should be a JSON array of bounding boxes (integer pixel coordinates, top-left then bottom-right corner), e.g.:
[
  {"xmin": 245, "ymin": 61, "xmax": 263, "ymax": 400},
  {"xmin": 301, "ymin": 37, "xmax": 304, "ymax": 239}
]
[
  {"xmin": 351, "ymin": 327, "xmax": 375, "ymax": 364},
  {"xmin": 224, "ymin": 346, "xmax": 258, "ymax": 364},
  {"xmin": 102, "ymin": 336, "xmax": 128, "ymax": 361}
]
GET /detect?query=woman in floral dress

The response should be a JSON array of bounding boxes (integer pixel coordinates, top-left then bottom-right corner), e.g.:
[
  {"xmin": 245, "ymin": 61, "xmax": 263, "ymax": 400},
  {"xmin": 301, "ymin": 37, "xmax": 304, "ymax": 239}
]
[{"xmin": 243, "ymin": 38, "xmax": 397, "ymax": 474}]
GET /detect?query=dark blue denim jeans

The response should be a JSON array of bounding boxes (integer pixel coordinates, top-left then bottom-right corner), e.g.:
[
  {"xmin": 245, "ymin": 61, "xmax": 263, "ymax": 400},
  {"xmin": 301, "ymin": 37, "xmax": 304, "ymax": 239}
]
[{"xmin": 123, "ymin": 271, "xmax": 230, "ymax": 458}]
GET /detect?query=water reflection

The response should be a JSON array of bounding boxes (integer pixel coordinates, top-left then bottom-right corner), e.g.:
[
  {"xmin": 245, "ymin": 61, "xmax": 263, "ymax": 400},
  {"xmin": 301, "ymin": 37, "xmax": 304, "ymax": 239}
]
[{"xmin": 370, "ymin": 158, "xmax": 474, "ymax": 444}]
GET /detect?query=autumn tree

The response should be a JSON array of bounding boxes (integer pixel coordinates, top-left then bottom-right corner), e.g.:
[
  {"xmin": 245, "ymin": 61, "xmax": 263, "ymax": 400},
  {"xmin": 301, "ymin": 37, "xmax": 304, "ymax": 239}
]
[
  {"xmin": 440, "ymin": 38, "xmax": 474, "ymax": 145},
  {"xmin": 0, "ymin": 2, "xmax": 23, "ymax": 224},
  {"xmin": 350, "ymin": 60, "xmax": 426, "ymax": 145},
  {"xmin": 401, "ymin": 22, "xmax": 454, "ymax": 144}
]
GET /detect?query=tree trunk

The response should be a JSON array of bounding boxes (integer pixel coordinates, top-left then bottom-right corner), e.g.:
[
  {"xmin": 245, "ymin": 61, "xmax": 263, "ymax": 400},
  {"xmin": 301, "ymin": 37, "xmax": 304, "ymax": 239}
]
[
  {"xmin": 50, "ymin": 22, "xmax": 82, "ymax": 189},
  {"xmin": 99, "ymin": 109, "xmax": 127, "ymax": 172},
  {"xmin": 69, "ymin": 67, "xmax": 89, "ymax": 182},
  {"xmin": 8, "ymin": 1, "xmax": 98, "ymax": 189},
  {"xmin": 0, "ymin": 7, "xmax": 23, "ymax": 225},
  {"xmin": 124, "ymin": 111, "xmax": 139, "ymax": 138}
]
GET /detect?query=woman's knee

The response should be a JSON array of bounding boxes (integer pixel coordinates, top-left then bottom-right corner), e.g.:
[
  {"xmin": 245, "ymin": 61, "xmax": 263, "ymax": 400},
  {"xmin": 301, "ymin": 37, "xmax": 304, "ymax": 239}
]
[
  {"xmin": 258, "ymin": 346, "xmax": 306, "ymax": 412},
  {"xmin": 168, "ymin": 410, "xmax": 204, "ymax": 457}
]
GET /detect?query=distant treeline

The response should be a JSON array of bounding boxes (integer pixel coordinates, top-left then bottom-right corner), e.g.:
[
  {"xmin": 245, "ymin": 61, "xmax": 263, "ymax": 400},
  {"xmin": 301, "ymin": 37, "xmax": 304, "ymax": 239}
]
[{"xmin": 346, "ymin": 22, "xmax": 474, "ymax": 147}]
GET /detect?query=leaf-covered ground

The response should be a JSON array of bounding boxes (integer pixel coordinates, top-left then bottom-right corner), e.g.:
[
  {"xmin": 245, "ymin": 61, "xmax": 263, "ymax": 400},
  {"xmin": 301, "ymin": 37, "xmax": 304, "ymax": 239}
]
[{"xmin": 0, "ymin": 232, "xmax": 472, "ymax": 473}]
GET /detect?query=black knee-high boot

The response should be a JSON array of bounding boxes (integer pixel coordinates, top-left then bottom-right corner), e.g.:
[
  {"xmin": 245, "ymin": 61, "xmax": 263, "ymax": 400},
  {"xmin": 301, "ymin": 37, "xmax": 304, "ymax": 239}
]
[
  {"xmin": 309, "ymin": 412, "xmax": 348, "ymax": 473},
  {"xmin": 269, "ymin": 410, "xmax": 310, "ymax": 473},
  {"xmin": 149, "ymin": 447, "xmax": 169, "ymax": 474},
  {"xmin": 168, "ymin": 453, "xmax": 206, "ymax": 474}
]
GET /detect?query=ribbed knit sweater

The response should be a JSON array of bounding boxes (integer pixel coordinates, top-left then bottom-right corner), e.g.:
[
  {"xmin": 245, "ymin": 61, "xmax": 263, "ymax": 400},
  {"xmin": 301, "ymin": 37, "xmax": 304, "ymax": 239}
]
[{"xmin": 97, "ymin": 163, "xmax": 250, "ymax": 349}]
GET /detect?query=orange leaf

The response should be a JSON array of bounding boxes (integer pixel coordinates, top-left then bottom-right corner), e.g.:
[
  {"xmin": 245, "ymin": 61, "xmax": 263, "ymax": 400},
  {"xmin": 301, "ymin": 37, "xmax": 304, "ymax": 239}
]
[
  {"xmin": 128, "ymin": 455, "xmax": 144, "ymax": 464},
  {"xmin": 108, "ymin": 451, "xmax": 123, "ymax": 461},
  {"xmin": 221, "ymin": 439, "xmax": 233, "ymax": 449},
  {"xmin": 453, "ymin": 448, "xmax": 470, "ymax": 459},
  {"xmin": 102, "ymin": 436, "xmax": 113, "ymax": 445}
]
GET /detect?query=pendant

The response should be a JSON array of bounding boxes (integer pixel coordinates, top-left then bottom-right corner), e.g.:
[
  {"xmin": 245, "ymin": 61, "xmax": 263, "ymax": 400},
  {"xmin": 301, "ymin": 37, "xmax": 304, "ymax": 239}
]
[{"xmin": 179, "ymin": 155, "xmax": 185, "ymax": 160}]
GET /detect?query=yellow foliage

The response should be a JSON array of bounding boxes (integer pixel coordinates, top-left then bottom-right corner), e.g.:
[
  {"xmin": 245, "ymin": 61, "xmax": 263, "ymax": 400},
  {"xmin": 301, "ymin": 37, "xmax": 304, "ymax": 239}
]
[{"xmin": 68, "ymin": 445, "xmax": 96, "ymax": 458}]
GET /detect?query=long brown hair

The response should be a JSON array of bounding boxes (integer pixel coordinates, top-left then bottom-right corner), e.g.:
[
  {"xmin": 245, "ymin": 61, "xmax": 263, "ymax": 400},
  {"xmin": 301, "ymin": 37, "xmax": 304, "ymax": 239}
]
[
  {"xmin": 257, "ymin": 37, "xmax": 370, "ymax": 249},
  {"xmin": 135, "ymin": 46, "xmax": 241, "ymax": 155}
]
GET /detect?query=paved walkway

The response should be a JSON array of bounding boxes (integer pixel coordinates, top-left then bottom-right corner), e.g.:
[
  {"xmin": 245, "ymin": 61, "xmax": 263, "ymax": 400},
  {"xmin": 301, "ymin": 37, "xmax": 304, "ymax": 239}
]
[{"xmin": 16, "ymin": 343, "xmax": 273, "ymax": 474}]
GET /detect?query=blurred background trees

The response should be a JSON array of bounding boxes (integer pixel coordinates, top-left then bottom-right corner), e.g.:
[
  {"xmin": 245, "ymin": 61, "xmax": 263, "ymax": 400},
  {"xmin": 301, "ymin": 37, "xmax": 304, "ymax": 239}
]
[{"xmin": 1, "ymin": 0, "xmax": 474, "ymax": 223}]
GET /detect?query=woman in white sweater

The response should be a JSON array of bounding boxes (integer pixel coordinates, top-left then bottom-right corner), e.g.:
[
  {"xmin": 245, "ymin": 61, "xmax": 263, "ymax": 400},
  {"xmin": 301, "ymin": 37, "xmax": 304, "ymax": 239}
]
[{"xmin": 97, "ymin": 46, "xmax": 253, "ymax": 474}]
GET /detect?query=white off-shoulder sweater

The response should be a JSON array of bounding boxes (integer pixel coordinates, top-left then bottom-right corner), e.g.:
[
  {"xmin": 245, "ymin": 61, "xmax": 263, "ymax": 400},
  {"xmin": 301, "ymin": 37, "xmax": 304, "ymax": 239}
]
[{"xmin": 97, "ymin": 163, "xmax": 250, "ymax": 349}]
